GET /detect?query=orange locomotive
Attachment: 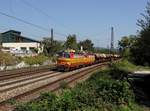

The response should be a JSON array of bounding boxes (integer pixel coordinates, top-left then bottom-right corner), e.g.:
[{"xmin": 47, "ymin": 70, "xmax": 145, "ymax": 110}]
[{"xmin": 57, "ymin": 50, "xmax": 95, "ymax": 71}]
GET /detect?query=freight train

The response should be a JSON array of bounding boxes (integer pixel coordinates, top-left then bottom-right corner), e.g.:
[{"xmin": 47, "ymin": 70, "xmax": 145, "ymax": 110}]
[{"xmin": 57, "ymin": 50, "xmax": 120, "ymax": 71}]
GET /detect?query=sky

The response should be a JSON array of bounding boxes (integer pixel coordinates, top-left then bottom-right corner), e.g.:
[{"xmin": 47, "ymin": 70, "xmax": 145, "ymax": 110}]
[{"xmin": 0, "ymin": 0, "xmax": 148, "ymax": 48}]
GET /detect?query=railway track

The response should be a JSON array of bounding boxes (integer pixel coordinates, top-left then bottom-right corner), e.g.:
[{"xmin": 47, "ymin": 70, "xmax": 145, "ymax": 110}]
[
  {"xmin": 0, "ymin": 65, "xmax": 55, "ymax": 81},
  {"xmin": 0, "ymin": 64, "xmax": 55, "ymax": 75},
  {"xmin": 0, "ymin": 62, "xmax": 109, "ymax": 111}
]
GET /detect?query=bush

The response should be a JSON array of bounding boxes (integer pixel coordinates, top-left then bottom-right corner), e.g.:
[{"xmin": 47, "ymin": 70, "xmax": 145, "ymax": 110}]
[
  {"xmin": 0, "ymin": 52, "xmax": 19, "ymax": 70},
  {"xmin": 96, "ymin": 79, "xmax": 134, "ymax": 104},
  {"xmin": 22, "ymin": 55, "xmax": 48, "ymax": 66}
]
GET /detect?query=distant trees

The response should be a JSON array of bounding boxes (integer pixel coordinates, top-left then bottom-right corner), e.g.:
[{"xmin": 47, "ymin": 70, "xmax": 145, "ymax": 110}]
[
  {"xmin": 42, "ymin": 38, "xmax": 64, "ymax": 56},
  {"xmin": 42, "ymin": 34, "xmax": 103, "ymax": 56},
  {"xmin": 64, "ymin": 34, "xmax": 78, "ymax": 50},
  {"xmin": 78, "ymin": 39, "xmax": 94, "ymax": 52},
  {"xmin": 94, "ymin": 47, "xmax": 110, "ymax": 54}
]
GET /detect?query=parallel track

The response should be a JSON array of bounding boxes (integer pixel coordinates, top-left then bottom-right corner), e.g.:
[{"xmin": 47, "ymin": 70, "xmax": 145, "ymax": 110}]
[
  {"xmin": 0, "ymin": 65, "xmax": 55, "ymax": 81},
  {"xmin": 0, "ymin": 65, "xmax": 55, "ymax": 75},
  {"xmin": 0, "ymin": 71, "xmax": 62, "ymax": 92}
]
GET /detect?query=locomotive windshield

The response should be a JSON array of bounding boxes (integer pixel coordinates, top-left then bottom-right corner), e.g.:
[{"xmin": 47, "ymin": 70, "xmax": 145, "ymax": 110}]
[{"xmin": 57, "ymin": 52, "xmax": 70, "ymax": 58}]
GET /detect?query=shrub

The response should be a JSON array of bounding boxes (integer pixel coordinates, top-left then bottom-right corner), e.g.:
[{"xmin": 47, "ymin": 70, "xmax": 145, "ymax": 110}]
[
  {"xmin": 95, "ymin": 79, "xmax": 134, "ymax": 105},
  {"xmin": 56, "ymin": 90, "xmax": 78, "ymax": 111},
  {"xmin": 0, "ymin": 52, "xmax": 19, "ymax": 70},
  {"xmin": 22, "ymin": 55, "xmax": 48, "ymax": 66}
]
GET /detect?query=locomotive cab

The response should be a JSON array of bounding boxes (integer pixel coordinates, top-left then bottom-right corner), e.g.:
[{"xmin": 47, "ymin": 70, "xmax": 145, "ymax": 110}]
[{"xmin": 57, "ymin": 50, "xmax": 76, "ymax": 71}]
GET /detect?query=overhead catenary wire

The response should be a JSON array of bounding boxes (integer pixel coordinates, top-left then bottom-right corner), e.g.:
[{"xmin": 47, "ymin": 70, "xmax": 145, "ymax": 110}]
[
  {"xmin": 0, "ymin": 10, "xmax": 68, "ymax": 38},
  {"xmin": 21, "ymin": 0, "xmax": 95, "ymax": 39},
  {"xmin": 0, "ymin": 11, "xmax": 49, "ymax": 32},
  {"xmin": 21, "ymin": 0, "xmax": 74, "ymax": 33}
]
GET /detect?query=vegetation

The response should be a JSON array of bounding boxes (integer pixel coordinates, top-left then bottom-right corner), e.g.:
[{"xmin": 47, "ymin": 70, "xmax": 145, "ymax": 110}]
[
  {"xmin": 118, "ymin": 35, "xmax": 136, "ymax": 51},
  {"xmin": 64, "ymin": 34, "xmax": 78, "ymax": 50},
  {"xmin": 119, "ymin": 1, "xmax": 150, "ymax": 66},
  {"xmin": 0, "ymin": 51, "xmax": 19, "ymax": 69},
  {"xmin": 42, "ymin": 38, "xmax": 64, "ymax": 56},
  {"xmin": 78, "ymin": 39, "xmax": 94, "ymax": 52},
  {"xmin": 118, "ymin": 35, "xmax": 136, "ymax": 61},
  {"xmin": 14, "ymin": 60, "xmax": 147, "ymax": 111},
  {"xmin": 130, "ymin": 1, "xmax": 150, "ymax": 66},
  {"xmin": 94, "ymin": 47, "xmax": 110, "ymax": 54},
  {"xmin": 42, "ymin": 34, "xmax": 108, "ymax": 56},
  {"xmin": 22, "ymin": 55, "xmax": 48, "ymax": 66}
]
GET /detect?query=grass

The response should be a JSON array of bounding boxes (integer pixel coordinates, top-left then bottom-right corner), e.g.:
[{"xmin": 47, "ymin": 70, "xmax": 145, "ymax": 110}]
[{"xmin": 111, "ymin": 59, "xmax": 150, "ymax": 72}]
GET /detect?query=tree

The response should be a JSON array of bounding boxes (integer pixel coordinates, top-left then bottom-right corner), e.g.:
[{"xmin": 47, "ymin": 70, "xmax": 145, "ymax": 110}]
[
  {"xmin": 42, "ymin": 38, "xmax": 64, "ymax": 56},
  {"xmin": 118, "ymin": 35, "xmax": 136, "ymax": 51},
  {"xmin": 78, "ymin": 39, "xmax": 94, "ymax": 52},
  {"xmin": 64, "ymin": 34, "xmax": 78, "ymax": 50},
  {"xmin": 131, "ymin": 1, "xmax": 150, "ymax": 65},
  {"xmin": 118, "ymin": 35, "xmax": 136, "ymax": 60}
]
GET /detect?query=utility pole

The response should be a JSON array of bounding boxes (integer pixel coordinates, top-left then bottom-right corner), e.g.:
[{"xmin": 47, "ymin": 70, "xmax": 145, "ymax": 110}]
[
  {"xmin": 110, "ymin": 27, "xmax": 114, "ymax": 52},
  {"xmin": 0, "ymin": 33, "xmax": 2, "ymax": 51},
  {"xmin": 51, "ymin": 28, "xmax": 53, "ymax": 43}
]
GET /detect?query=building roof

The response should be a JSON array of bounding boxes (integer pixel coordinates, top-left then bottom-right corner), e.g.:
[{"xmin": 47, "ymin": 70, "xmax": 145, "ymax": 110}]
[
  {"xmin": 1, "ymin": 30, "xmax": 40, "ymax": 43},
  {"xmin": 2, "ymin": 30, "xmax": 21, "ymax": 35},
  {"xmin": 11, "ymin": 33, "xmax": 40, "ymax": 43}
]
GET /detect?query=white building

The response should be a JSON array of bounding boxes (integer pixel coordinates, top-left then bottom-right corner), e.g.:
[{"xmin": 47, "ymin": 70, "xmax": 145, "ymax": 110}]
[{"xmin": 0, "ymin": 30, "xmax": 43, "ymax": 56}]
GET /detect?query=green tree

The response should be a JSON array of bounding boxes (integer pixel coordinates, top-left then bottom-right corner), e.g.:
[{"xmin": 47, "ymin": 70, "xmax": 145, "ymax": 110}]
[
  {"xmin": 64, "ymin": 34, "xmax": 78, "ymax": 50},
  {"xmin": 118, "ymin": 35, "xmax": 136, "ymax": 60},
  {"xmin": 42, "ymin": 38, "xmax": 64, "ymax": 56},
  {"xmin": 118, "ymin": 35, "xmax": 136, "ymax": 51},
  {"xmin": 78, "ymin": 39, "xmax": 94, "ymax": 52},
  {"xmin": 131, "ymin": 1, "xmax": 150, "ymax": 65}
]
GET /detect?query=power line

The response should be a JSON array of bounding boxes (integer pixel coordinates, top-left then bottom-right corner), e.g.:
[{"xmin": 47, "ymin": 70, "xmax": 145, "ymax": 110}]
[
  {"xmin": 0, "ymin": 10, "xmax": 68, "ymax": 38},
  {"xmin": 0, "ymin": 11, "xmax": 50, "ymax": 32},
  {"xmin": 21, "ymin": 0, "xmax": 92, "ymax": 38},
  {"xmin": 21, "ymin": 0, "xmax": 73, "ymax": 33},
  {"xmin": 22, "ymin": 0, "xmax": 50, "ymax": 18}
]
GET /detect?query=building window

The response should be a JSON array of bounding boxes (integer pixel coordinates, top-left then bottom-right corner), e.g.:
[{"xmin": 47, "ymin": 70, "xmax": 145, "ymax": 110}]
[
  {"xmin": 3, "ymin": 47, "xmax": 10, "ymax": 50},
  {"xmin": 21, "ymin": 47, "xmax": 26, "ymax": 50},
  {"xmin": 30, "ymin": 47, "xmax": 37, "ymax": 53}
]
